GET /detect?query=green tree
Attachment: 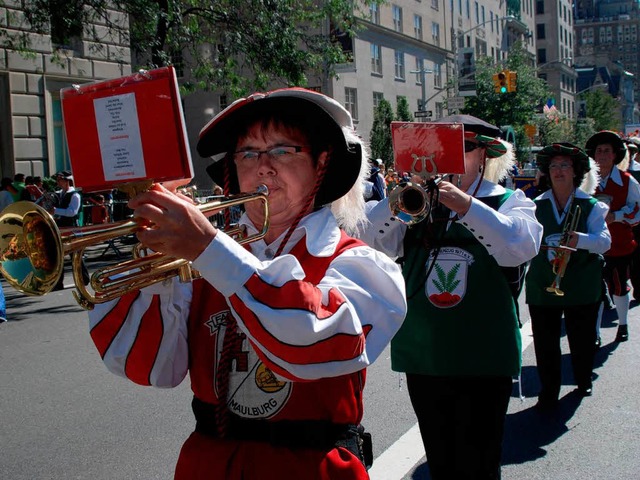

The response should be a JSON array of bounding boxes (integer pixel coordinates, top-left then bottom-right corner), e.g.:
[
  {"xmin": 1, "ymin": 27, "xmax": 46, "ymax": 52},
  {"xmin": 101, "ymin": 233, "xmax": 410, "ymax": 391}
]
[
  {"xmin": 3, "ymin": 0, "xmax": 367, "ymax": 96},
  {"xmin": 396, "ymin": 96, "xmax": 414, "ymax": 121},
  {"xmin": 370, "ymin": 99, "xmax": 395, "ymax": 166},
  {"xmin": 461, "ymin": 41, "xmax": 550, "ymax": 162},
  {"xmin": 581, "ymin": 89, "xmax": 621, "ymax": 132}
]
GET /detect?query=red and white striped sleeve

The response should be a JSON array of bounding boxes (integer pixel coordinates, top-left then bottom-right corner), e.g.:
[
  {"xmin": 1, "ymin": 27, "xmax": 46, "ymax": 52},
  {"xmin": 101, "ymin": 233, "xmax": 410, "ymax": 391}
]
[
  {"xmin": 87, "ymin": 281, "xmax": 192, "ymax": 388},
  {"xmin": 192, "ymin": 217, "xmax": 406, "ymax": 381}
]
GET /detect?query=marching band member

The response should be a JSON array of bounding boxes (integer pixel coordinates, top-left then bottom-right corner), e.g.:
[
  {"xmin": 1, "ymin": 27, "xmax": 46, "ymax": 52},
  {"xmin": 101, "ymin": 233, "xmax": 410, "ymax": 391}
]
[
  {"xmin": 360, "ymin": 115, "xmax": 542, "ymax": 480},
  {"xmin": 87, "ymin": 88, "xmax": 406, "ymax": 479},
  {"xmin": 587, "ymin": 131, "xmax": 640, "ymax": 343},
  {"xmin": 525, "ymin": 143, "xmax": 611, "ymax": 409}
]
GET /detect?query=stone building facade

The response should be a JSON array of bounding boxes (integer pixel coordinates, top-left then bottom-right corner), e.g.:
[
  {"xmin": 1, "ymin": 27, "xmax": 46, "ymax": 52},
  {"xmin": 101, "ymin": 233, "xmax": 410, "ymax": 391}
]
[{"xmin": 0, "ymin": 0, "xmax": 132, "ymax": 179}]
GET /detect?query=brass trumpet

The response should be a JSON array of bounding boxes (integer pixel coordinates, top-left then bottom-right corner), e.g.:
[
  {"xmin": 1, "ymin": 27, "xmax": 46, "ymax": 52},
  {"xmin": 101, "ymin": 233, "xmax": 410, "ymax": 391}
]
[
  {"xmin": 546, "ymin": 204, "xmax": 581, "ymax": 297},
  {"xmin": 388, "ymin": 178, "xmax": 444, "ymax": 225},
  {"xmin": 0, "ymin": 185, "xmax": 269, "ymax": 310}
]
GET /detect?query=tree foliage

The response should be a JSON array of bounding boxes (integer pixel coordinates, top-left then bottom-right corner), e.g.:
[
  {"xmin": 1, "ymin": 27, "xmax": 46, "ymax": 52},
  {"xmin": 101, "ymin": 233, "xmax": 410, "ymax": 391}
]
[
  {"xmin": 461, "ymin": 42, "xmax": 549, "ymax": 129},
  {"xmin": 4, "ymin": 0, "xmax": 367, "ymax": 96},
  {"xmin": 370, "ymin": 99, "xmax": 395, "ymax": 167},
  {"xmin": 581, "ymin": 89, "xmax": 621, "ymax": 132},
  {"xmin": 396, "ymin": 96, "xmax": 413, "ymax": 122}
]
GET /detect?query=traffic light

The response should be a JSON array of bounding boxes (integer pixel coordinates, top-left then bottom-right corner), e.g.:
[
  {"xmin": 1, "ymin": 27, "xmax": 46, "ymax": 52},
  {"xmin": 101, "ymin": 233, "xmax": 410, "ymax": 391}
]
[
  {"xmin": 507, "ymin": 70, "xmax": 517, "ymax": 92},
  {"xmin": 493, "ymin": 71, "xmax": 508, "ymax": 93}
]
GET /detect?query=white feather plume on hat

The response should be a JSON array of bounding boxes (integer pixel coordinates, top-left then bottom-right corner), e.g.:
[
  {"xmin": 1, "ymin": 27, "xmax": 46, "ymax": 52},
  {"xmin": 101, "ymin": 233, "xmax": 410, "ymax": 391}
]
[
  {"xmin": 483, "ymin": 139, "xmax": 515, "ymax": 184},
  {"xmin": 581, "ymin": 158, "xmax": 600, "ymax": 195}
]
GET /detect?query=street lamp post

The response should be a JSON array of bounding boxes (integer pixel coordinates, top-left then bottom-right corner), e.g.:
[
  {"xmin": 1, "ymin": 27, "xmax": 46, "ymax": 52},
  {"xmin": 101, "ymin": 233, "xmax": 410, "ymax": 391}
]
[
  {"xmin": 451, "ymin": 15, "xmax": 516, "ymax": 96},
  {"xmin": 409, "ymin": 67, "xmax": 433, "ymax": 120},
  {"xmin": 576, "ymin": 83, "xmax": 608, "ymax": 96}
]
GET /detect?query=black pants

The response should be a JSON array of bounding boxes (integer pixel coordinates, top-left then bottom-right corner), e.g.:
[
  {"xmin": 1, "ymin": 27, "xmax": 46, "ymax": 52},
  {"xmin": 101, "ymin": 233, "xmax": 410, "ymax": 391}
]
[
  {"xmin": 406, "ymin": 374, "xmax": 512, "ymax": 480},
  {"xmin": 529, "ymin": 302, "xmax": 599, "ymax": 401}
]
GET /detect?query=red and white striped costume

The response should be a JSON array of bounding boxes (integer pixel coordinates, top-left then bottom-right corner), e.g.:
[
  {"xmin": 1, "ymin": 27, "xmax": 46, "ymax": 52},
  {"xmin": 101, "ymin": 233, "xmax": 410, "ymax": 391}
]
[{"xmin": 88, "ymin": 207, "xmax": 406, "ymax": 479}]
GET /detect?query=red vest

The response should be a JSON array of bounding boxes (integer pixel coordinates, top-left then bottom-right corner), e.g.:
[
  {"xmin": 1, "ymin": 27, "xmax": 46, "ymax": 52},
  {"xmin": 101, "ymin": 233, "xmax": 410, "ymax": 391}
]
[
  {"xmin": 187, "ymin": 232, "xmax": 367, "ymax": 424},
  {"xmin": 596, "ymin": 171, "xmax": 638, "ymax": 256}
]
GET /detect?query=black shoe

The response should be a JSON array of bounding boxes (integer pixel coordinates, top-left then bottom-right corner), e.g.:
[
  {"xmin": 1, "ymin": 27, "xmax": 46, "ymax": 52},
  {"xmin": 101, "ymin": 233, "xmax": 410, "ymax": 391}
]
[
  {"xmin": 576, "ymin": 386, "xmax": 593, "ymax": 397},
  {"xmin": 615, "ymin": 325, "xmax": 629, "ymax": 342},
  {"xmin": 535, "ymin": 397, "xmax": 559, "ymax": 412},
  {"xmin": 595, "ymin": 336, "xmax": 602, "ymax": 348}
]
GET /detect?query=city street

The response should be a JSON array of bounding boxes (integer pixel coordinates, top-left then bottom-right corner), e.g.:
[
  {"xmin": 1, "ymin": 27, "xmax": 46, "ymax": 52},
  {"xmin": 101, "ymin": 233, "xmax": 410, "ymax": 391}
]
[{"xmin": 1, "ymin": 243, "xmax": 639, "ymax": 479}]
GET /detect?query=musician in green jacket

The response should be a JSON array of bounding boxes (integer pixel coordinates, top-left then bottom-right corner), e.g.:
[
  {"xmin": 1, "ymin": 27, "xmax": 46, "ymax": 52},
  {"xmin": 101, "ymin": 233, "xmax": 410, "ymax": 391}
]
[{"xmin": 525, "ymin": 143, "xmax": 611, "ymax": 410}]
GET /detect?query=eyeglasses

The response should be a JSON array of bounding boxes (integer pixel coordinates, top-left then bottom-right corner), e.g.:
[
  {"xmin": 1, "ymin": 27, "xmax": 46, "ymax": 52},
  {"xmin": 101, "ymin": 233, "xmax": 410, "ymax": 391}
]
[
  {"xmin": 464, "ymin": 140, "xmax": 482, "ymax": 153},
  {"xmin": 548, "ymin": 162, "xmax": 573, "ymax": 171},
  {"xmin": 233, "ymin": 145, "xmax": 312, "ymax": 165}
]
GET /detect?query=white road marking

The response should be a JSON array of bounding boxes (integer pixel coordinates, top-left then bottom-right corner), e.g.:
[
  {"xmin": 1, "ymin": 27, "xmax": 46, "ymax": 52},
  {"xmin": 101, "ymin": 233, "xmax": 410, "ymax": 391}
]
[{"xmin": 369, "ymin": 320, "xmax": 534, "ymax": 480}]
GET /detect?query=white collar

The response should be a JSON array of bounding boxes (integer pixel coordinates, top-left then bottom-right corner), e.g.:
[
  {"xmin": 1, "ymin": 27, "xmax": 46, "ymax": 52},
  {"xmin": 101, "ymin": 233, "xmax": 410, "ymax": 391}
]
[{"xmin": 239, "ymin": 207, "xmax": 341, "ymax": 259}]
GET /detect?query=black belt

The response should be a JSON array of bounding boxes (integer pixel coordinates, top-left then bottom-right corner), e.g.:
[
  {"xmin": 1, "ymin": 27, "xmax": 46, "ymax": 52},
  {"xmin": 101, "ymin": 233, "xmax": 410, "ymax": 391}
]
[{"xmin": 191, "ymin": 397, "xmax": 373, "ymax": 468}]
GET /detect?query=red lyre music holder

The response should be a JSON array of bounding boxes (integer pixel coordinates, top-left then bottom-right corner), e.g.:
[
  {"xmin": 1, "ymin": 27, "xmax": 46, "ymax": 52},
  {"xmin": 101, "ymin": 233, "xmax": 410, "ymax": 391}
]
[
  {"xmin": 60, "ymin": 66, "xmax": 193, "ymax": 193},
  {"xmin": 391, "ymin": 122, "xmax": 466, "ymax": 179}
]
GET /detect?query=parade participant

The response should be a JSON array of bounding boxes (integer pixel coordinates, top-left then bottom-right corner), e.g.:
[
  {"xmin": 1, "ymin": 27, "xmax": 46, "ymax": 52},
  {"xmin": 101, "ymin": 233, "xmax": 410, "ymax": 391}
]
[
  {"xmin": 49, "ymin": 171, "xmax": 89, "ymax": 290},
  {"xmin": 360, "ymin": 114, "xmax": 542, "ymax": 480},
  {"xmin": 587, "ymin": 131, "xmax": 640, "ymax": 343},
  {"xmin": 624, "ymin": 138, "xmax": 640, "ymax": 299},
  {"xmin": 525, "ymin": 144, "xmax": 610, "ymax": 408},
  {"xmin": 87, "ymin": 88, "xmax": 406, "ymax": 480}
]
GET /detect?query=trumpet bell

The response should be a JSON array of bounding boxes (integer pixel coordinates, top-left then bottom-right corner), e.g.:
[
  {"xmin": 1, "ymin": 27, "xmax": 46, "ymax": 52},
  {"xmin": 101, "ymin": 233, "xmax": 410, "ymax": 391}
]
[
  {"xmin": 388, "ymin": 182, "xmax": 430, "ymax": 225},
  {"xmin": 0, "ymin": 202, "xmax": 63, "ymax": 295}
]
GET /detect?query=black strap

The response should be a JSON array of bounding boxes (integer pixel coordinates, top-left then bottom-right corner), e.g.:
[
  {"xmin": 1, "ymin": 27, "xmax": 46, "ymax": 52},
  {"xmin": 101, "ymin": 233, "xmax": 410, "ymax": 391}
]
[{"xmin": 191, "ymin": 397, "xmax": 372, "ymax": 468}]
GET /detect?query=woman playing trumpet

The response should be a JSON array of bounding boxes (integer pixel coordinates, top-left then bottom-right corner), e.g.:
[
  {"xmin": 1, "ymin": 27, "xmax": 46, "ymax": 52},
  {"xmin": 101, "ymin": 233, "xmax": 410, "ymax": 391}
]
[
  {"xmin": 525, "ymin": 143, "xmax": 611, "ymax": 409},
  {"xmin": 86, "ymin": 89, "xmax": 406, "ymax": 479}
]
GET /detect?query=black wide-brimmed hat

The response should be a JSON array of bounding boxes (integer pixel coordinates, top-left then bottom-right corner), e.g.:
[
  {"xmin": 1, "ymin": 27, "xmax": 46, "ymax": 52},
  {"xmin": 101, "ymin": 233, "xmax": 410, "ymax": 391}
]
[
  {"xmin": 197, "ymin": 88, "xmax": 363, "ymax": 206},
  {"xmin": 536, "ymin": 143, "xmax": 591, "ymax": 174},
  {"xmin": 585, "ymin": 130, "xmax": 626, "ymax": 164},
  {"xmin": 436, "ymin": 114, "xmax": 508, "ymax": 158}
]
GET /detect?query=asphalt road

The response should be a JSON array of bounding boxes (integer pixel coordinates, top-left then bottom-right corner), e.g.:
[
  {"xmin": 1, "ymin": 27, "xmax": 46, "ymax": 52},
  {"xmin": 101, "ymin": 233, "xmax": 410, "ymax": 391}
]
[{"xmin": 1, "ymin": 247, "xmax": 639, "ymax": 479}]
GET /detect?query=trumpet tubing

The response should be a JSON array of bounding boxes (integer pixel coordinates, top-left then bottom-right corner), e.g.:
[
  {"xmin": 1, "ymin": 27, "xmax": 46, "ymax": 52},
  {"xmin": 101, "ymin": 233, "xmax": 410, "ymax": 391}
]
[
  {"xmin": 0, "ymin": 185, "xmax": 269, "ymax": 309},
  {"xmin": 545, "ymin": 203, "xmax": 582, "ymax": 297}
]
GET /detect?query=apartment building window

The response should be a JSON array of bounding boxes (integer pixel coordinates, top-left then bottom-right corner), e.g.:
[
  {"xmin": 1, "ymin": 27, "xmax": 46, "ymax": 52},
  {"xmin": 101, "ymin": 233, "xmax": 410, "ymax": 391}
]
[
  {"xmin": 481, "ymin": 6, "xmax": 485, "ymax": 23},
  {"xmin": 537, "ymin": 24, "xmax": 545, "ymax": 40},
  {"xmin": 393, "ymin": 5, "xmax": 403, "ymax": 33},
  {"xmin": 538, "ymin": 48, "xmax": 547, "ymax": 64},
  {"xmin": 458, "ymin": 0, "xmax": 462, "ymax": 14},
  {"xmin": 435, "ymin": 102, "xmax": 444, "ymax": 119},
  {"xmin": 344, "ymin": 88, "xmax": 358, "ymax": 121},
  {"xmin": 414, "ymin": 14, "xmax": 423, "ymax": 40},
  {"xmin": 474, "ymin": 2, "xmax": 479, "ymax": 23},
  {"xmin": 416, "ymin": 58, "xmax": 424, "ymax": 84},
  {"xmin": 371, "ymin": 44, "xmax": 382, "ymax": 74},
  {"xmin": 373, "ymin": 92, "xmax": 384, "ymax": 110},
  {"xmin": 219, "ymin": 94, "xmax": 228, "ymax": 110},
  {"xmin": 490, "ymin": 12, "xmax": 494, "ymax": 32},
  {"xmin": 466, "ymin": 0, "xmax": 470, "ymax": 18},
  {"xmin": 370, "ymin": 3, "xmax": 380, "ymax": 24},
  {"xmin": 395, "ymin": 50, "xmax": 406, "ymax": 80},
  {"xmin": 536, "ymin": 0, "xmax": 544, "ymax": 14},
  {"xmin": 432, "ymin": 22, "xmax": 440, "ymax": 46},
  {"xmin": 433, "ymin": 63, "xmax": 442, "ymax": 88},
  {"xmin": 431, "ymin": 0, "xmax": 439, "ymax": 10}
]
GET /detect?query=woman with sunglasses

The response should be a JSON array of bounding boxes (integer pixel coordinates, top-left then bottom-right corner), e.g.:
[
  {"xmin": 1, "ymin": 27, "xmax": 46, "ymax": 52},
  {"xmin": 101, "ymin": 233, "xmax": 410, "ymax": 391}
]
[
  {"xmin": 361, "ymin": 114, "xmax": 542, "ymax": 480},
  {"xmin": 525, "ymin": 143, "xmax": 610, "ymax": 410}
]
